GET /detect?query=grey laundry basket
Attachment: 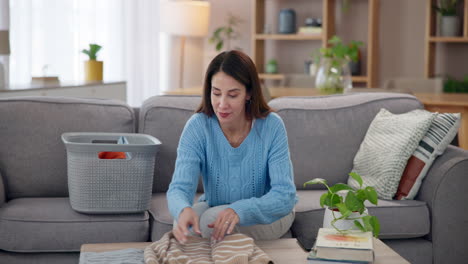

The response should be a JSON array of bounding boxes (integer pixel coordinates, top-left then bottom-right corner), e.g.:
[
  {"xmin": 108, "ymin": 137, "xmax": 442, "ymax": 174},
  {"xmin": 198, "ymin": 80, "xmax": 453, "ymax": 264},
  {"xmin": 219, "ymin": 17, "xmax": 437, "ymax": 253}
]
[{"xmin": 62, "ymin": 132, "xmax": 161, "ymax": 214}]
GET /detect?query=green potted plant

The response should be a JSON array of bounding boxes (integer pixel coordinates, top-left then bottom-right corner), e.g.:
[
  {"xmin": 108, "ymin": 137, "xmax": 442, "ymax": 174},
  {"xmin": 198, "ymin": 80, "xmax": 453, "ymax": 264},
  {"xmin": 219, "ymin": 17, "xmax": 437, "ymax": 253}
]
[
  {"xmin": 209, "ymin": 14, "xmax": 243, "ymax": 51},
  {"xmin": 82, "ymin": 43, "xmax": 103, "ymax": 81},
  {"xmin": 266, "ymin": 59, "xmax": 278, "ymax": 74},
  {"xmin": 304, "ymin": 172, "xmax": 380, "ymax": 237},
  {"xmin": 313, "ymin": 36, "xmax": 362, "ymax": 95},
  {"xmin": 443, "ymin": 75, "xmax": 468, "ymax": 93},
  {"xmin": 433, "ymin": 0, "xmax": 460, "ymax": 36}
]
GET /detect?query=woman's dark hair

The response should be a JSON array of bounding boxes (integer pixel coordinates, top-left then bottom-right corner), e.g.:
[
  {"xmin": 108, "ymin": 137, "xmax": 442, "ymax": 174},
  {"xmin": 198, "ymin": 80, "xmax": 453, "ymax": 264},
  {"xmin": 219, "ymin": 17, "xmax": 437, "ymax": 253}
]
[{"xmin": 196, "ymin": 50, "xmax": 272, "ymax": 119}]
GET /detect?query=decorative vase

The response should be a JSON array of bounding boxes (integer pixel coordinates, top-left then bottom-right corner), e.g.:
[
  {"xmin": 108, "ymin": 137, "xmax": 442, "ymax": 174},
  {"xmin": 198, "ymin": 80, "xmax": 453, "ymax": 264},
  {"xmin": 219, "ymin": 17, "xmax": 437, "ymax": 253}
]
[
  {"xmin": 84, "ymin": 60, "xmax": 103, "ymax": 81},
  {"xmin": 278, "ymin": 9, "xmax": 296, "ymax": 34},
  {"xmin": 323, "ymin": 207, "xmax": 368, "ymax": 231},
  {"xmin": 440, "ymin": 16, "xmax": 460, "ymax": 37},
  {"xmin": 315, "ymin": 58, "xmax": 352, "ymax": 95}
]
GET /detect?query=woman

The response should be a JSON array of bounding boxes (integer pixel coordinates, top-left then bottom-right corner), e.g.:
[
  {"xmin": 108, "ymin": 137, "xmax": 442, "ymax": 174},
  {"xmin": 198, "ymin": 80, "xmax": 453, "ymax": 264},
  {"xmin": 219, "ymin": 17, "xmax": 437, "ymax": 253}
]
[{"xmin": 167, "ymin": 50, "xmax": 296, "ymax": 244}]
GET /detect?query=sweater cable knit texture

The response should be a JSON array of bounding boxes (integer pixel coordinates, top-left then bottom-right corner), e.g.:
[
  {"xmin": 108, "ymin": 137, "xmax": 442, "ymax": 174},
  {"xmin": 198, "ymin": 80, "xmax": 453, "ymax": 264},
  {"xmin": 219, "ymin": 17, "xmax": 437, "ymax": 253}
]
[{"xmin": 167, "ymin": 113, "xmax": 297, "ymax": 226}]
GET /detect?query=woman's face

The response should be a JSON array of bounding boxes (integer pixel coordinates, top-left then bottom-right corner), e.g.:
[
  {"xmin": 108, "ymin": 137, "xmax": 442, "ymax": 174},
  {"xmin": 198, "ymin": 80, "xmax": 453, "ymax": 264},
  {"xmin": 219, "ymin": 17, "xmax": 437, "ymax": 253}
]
[{"xmin": 211, "ymin": 71, "xmax": 251, "ymax": 127}]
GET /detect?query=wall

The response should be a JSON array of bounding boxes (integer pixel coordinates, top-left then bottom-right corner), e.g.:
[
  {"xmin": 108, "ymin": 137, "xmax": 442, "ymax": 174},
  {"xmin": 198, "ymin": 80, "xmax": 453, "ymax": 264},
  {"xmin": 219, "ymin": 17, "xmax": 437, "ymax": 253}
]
[
  {"xmin": 202, "ymin": 0, "xmax": 252, "ymax": 77},
  {"xmin": 195, "ymin": 0, "xmax": 468, "ymax": 88}
]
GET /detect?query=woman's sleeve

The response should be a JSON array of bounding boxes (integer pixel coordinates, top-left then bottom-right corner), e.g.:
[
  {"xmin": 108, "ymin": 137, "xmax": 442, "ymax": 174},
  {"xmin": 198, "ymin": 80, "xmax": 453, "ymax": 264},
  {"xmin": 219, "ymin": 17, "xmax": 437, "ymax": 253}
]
[
  {"xmin": 167, "ymin": 115, "xmax": 205, "ymax": 221},
  {"xmin": 228, "ymin": 115, "xmax": 297, "ymax": 226}
]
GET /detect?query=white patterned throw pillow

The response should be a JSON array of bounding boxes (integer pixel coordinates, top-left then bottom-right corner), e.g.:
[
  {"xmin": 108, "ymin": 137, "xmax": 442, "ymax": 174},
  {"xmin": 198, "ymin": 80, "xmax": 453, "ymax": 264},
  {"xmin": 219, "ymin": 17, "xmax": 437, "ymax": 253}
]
[{"xmin": 348, "ymin": 109, "xmax": 436, "ymax": 200}]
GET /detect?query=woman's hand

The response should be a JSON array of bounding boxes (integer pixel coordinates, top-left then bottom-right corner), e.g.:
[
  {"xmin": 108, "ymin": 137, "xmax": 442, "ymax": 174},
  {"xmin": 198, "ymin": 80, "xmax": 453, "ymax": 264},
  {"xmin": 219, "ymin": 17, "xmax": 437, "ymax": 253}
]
[
  {"xmin": 173, "ymin": 207, "xmax": 201, "ymax": 244},
  {"xmin": 208, "ymin": 208, "xmax": 239, "ymax": 242}
]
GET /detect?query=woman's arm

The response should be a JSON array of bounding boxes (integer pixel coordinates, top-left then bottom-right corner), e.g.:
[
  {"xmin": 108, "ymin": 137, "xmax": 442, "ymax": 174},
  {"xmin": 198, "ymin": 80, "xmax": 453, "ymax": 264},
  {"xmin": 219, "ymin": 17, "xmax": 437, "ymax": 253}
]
[
  {"xmin": 167, "ymin": 115, "xmax": 205, "ymax": 221},
  {"xmin": 228, "ymin": 115, "xmax": 297, "ymax": 226}
]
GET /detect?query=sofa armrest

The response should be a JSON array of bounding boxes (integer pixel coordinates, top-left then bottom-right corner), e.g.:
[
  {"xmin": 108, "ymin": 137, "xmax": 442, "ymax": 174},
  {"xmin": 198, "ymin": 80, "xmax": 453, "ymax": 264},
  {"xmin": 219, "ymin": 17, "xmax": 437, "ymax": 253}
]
[
  {"xmin": 416, "ymin": 145, "xmax": 468, "ymax": 264},
  {"xmin": 0, "ymin": 171, "xmax": 5, "ymax": 207}
]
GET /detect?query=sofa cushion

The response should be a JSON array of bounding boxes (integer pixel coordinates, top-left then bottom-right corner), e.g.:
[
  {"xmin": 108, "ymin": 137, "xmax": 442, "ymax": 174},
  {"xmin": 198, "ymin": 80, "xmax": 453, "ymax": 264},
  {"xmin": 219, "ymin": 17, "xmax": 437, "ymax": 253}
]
[
  {"xmin": 0, "ymin": 198, "xmax": 149, "ymax": 252},
  {"xmin": 149, "ymin": 193, "xmax": 173, "ymax": 241},
  {"xmin": 291, "ymin": 190, "xmax": 430, "ymax": 249},
  {"xmin": 139, "ymin": 95, "xmax": 202, "ymax": 193},
  {"xmin": 0, "ymin": 171, "xmax": 5, "ymax": 206},
  {"xmin": 0, "ymin": 97, "xmax": 135, "ymax": 199},
  {"xmin": 0, "ymin": 251, "xmax": 79, "ymax": 264},
  {"xmin": 348, "ymin": 109, "xmax": 435, "ymax": 200},
  {"xmin": 149, "ymin": 192, "xmax": 203, "ymax": 241},
  {"xmin": 383, "ymin": 238, "xmax": 433, "ymax": 264},
  {"xmin": 268, "ymin": 93, "xmax": 423, "ymax": 190}
]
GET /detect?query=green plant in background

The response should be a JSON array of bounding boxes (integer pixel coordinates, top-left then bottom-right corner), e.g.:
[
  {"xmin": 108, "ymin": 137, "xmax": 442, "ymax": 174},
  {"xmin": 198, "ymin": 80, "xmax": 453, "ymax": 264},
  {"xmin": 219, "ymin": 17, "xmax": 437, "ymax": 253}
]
[
  {"xmin": 209, "ymin": 14, "xmax": 243, "ymax": 51},
  {"xmin": 304, "ymin": 172, "xmax": 380, "ymax": 237},
  {"xmin": 443, "ymin": 75, "xmax": 468, "ymax": 93},
  {"xmin": 342, "ymin": 0, "xmax": 351, "ymax": 12},
  {"xmin": 433, "ymin": 0, "xmax": 459, "ymax": 16},
  {"xmin": 266, "ymin": 59, "xmax": 278, "ymax": 74},
  {"xmin": 314, "ymin": 36, "xmax": 362, "ymax": 64},
  {"xmin": 82, "ymin": 44, "xmax": 102, "ymax": 60},
  {"xmin": 313, "ymin": 36, "xmax": 362, "ymax": 94}
]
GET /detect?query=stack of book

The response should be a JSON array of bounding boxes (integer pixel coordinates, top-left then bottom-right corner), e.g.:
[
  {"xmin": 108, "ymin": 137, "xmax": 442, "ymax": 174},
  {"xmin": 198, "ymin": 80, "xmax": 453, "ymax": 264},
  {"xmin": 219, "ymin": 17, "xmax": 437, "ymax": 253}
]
[
  {"xmin": 298, "ymin": 26, "xmax": 322, "ymax": 35},
  {"xmin": 308, "ymin": 228, "xmax": 374, "ymax": 264}
]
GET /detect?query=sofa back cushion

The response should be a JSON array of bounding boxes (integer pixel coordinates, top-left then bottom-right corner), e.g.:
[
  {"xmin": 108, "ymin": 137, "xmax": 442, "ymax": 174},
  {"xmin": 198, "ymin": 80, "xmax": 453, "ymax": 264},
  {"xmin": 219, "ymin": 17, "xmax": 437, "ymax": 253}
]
[
  {"xmin": 268, "ymin": 93, "xmax": 423, "ymax": 190},
  {"xmin": 0, "ymin": 97, "xmax": 135, "ymax": 199},
  {"xmin": 139, "ymin": 95, "xmax": 202, "ymax": 193}
]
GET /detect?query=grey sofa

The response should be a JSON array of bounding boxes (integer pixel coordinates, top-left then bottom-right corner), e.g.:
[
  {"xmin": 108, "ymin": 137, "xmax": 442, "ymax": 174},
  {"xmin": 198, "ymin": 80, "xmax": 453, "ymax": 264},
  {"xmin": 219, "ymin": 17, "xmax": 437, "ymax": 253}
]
[{"xmin": 0, "ymin": 93, "xmax": 467, "ymax": 264}]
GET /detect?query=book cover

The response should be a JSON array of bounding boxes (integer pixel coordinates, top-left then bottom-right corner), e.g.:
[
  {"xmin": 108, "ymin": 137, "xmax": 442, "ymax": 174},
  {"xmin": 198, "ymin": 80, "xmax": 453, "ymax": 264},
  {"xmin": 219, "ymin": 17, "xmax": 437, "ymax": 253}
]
[
  {"xmin": 307, "ymin": 250, "xmax": 369, "ymax": 263},
  {"xmin": 298, "ymin": 26, "xmax": 322, "ymax": 35},
  {"xmin": 316, "ymin": 228, "xmax": 373, "ymax": 250},
  {"xmin": 314, "ymin": 228, "xmax": 374, "ymax": 263}
]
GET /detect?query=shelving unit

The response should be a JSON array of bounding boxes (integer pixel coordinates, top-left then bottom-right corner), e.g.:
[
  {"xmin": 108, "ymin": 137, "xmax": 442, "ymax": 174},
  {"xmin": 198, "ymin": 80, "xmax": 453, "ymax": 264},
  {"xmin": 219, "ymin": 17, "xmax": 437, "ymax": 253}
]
[
  {"xmin": 251, "ymin": 0, "xmax": 380, "ymax": 87},
  {"xmin": 255, "ymin": 34, "xmax": 323, "ymax": 40},
  {"xmin": 425, "ymin": 0, "xmax": 468, "ymax": 77}
]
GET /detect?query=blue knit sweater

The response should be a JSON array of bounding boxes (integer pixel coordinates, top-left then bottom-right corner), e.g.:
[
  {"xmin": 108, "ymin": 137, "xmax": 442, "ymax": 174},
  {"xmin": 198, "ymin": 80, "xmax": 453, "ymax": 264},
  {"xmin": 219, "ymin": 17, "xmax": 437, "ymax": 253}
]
[{"xmin": 167, "ymin": 112, "xmax": 297, "ymax": 226}]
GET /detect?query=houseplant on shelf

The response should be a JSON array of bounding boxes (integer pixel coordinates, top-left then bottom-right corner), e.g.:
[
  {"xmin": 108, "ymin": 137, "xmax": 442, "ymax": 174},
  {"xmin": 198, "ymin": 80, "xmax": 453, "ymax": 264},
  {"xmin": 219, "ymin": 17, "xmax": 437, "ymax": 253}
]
[
  {"xmin": 304, "ymin": 172, "xmax": 380, "ymax": 237},
  {"xmin": 266, "ymin": 59, "xmax": 278, "ymax": 74},
  {"xmin": 209, "ymin": 13, "xmax": 243, "ymax": 51},
  {"xmin": 313, "ymin": 36, "xmax": 362, "ymax": 95},
  {"xmin": 82, "ymin": 43, "xmax": 103, "ymax": 81},
  {"xmin": 443, "ymin": 75, "xmax": 468, "ymax": 93},
  {"xmin": 433, "ymin": 0, "xmax": 460, "ymax": 36}
]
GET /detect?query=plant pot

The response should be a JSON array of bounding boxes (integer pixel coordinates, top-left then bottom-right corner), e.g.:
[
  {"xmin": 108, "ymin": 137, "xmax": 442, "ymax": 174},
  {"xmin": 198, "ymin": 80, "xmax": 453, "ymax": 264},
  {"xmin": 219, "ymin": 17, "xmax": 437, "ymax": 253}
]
[
  {"xmin": 315, "ymin": 58, "xmax": 352, "ymax": 95},
  {"xmin": 323, "ymin": 207, "xmax": 368, "ymax": 231},
  {"xmin": 266, "ymin": 63, "xmax": 278, "ymax": 74},
  {"xmin": 349, "ymin": 60, "xmax": 361, "ymax": 76},
  {"xmin": 440, "ymin": 16, "xmax": 460, "ymax": 37},
  {"xmin": 84, "ymin": 60, "xmax": 103, "ymax": 81}
]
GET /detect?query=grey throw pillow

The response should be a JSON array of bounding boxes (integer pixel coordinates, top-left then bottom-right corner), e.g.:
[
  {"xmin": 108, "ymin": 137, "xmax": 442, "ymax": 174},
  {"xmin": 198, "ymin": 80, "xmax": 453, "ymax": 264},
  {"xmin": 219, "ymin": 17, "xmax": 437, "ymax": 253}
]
[{"xmin": 348, "ymin": 109, "xmax": 436, "ymax": 200}]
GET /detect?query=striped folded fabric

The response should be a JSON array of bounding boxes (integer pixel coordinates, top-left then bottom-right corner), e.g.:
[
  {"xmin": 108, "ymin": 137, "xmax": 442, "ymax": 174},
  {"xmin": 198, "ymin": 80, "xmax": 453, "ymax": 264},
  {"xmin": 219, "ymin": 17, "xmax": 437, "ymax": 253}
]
[{"xmin": 144, "ymin": 231, "xmax": 273, "ymax": 264}]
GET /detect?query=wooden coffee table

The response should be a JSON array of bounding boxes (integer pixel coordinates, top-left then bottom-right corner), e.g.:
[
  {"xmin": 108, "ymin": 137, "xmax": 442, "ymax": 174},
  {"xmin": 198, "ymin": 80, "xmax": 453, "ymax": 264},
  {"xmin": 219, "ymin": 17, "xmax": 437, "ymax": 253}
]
[{"xmin": 81, "ymin": 238, "xmax": 409, "ymax": 264}]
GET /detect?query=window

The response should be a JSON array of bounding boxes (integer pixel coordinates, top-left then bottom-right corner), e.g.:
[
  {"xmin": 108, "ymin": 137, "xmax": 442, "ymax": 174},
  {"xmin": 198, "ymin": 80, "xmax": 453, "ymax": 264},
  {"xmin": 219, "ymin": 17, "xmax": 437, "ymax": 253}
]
[{"xmin": 10, "ymin": 0, "xmax": 125, "ymax": 84}]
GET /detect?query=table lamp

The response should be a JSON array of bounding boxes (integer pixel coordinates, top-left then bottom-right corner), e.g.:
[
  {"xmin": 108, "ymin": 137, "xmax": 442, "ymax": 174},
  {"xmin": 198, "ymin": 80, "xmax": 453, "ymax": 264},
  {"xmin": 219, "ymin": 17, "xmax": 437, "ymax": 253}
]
[
  {"xmin": 0, "ymin": 30, "xmax": 10, "ymax": 89},
  {"xmin": 160, "ymin": 1, "xmax": 210, "ymax": 89}
]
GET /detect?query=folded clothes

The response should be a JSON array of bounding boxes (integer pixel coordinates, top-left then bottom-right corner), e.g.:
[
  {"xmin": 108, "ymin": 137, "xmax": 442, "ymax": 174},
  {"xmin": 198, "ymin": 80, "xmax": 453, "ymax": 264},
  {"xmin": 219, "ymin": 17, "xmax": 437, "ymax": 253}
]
[
  {"xmin": 144, "ymin": 231, "xmax": 273, "ymax": 264},
  {"xmin": 79, "ymin": 248, "xmax": 144, "ymax": 264},
  {"xmin": 98, "ymin": 152, "xmax": 126, "ymax": 159},
  {"xmin": 98, "ymin": 136, "xmax": 130, "ymax": 159}
]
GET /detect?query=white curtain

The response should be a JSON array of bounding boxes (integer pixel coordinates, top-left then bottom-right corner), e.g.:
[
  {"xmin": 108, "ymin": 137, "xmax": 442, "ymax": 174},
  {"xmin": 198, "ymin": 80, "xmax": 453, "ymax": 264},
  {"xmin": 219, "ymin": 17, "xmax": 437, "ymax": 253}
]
[
  {"xmin": 124, "ymin": 0, "xmax": 161, "ymax": 106},
  {"xmin": 9, "ymin": 0, "xmax": 162, "ymax": 106}
]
